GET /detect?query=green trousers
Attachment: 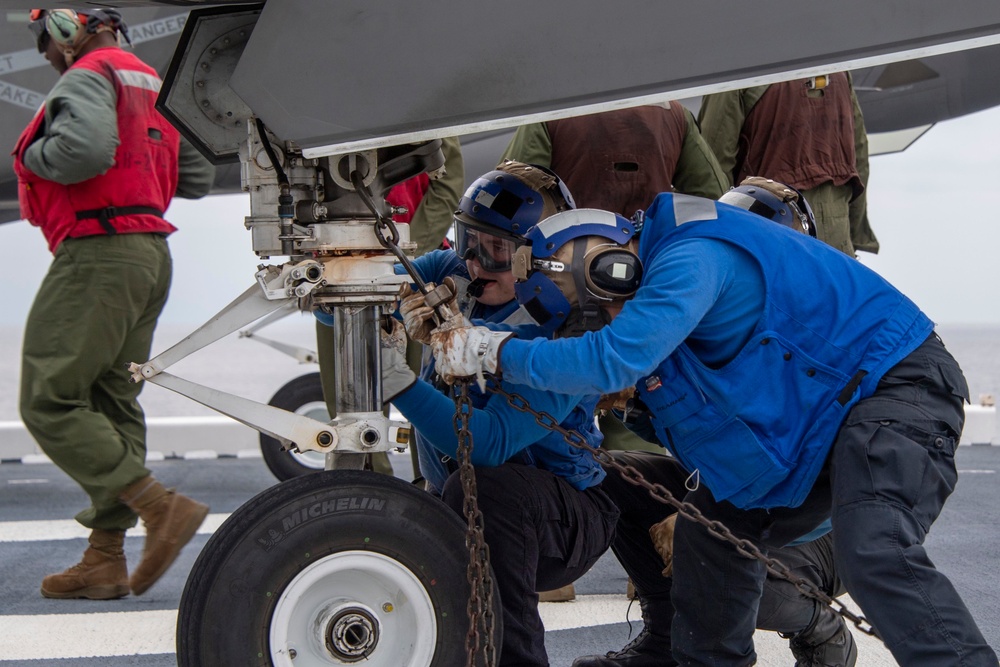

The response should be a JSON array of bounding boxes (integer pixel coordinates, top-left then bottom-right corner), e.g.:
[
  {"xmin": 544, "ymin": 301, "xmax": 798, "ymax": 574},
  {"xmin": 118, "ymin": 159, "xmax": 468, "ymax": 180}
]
[
  {"xmin": 597, "ymin": 411, "xmax": 662, "ymax": 453},
  {"xmin": 802, "ymin": 182, "xmax": 856, "ymax": 256},
  {"xmin": 20, "ymin": 233, "xmax": 172, "ymax": 530}
]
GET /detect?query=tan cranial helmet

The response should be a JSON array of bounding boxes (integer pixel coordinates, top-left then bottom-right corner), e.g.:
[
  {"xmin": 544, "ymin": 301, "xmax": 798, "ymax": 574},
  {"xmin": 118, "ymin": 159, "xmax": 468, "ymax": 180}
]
[{"xmin": 718, "ymin": 176, "xmax": 817, "ymax": 236}]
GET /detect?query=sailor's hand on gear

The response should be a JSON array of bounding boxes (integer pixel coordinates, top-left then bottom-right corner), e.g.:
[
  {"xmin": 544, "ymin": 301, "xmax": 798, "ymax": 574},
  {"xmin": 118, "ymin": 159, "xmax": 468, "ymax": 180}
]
[
  {"xmin": 380, "ymin": 345, "xmax": 417, "ymax": 402},
  {"xmin": 649, "ymin": 513, "xmax": 677, "ymax": 578},
  {"xmin": 400, "ymin": 278, "xmax": 460, "ymax": 345},
  {"xmin": 380, "ymin": 315, "xmax": 408, "ymax": 358},
  {"xmin": 429, "ymin": 321, "xmax": 513, "ymax": 391}
]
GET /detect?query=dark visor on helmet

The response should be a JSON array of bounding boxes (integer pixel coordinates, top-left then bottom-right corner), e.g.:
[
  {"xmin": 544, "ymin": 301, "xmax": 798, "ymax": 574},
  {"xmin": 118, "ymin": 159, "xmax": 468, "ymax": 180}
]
[{"xmin": 28, "ymin": 14, "xmax": 49, "ymax": 53}]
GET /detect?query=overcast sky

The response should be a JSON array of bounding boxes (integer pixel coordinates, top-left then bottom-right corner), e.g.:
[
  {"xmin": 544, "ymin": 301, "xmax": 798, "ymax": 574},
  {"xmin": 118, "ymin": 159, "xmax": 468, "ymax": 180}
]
[{"xmin": 2, "ymin": 106, "xmax": 999, "ymax": 330}]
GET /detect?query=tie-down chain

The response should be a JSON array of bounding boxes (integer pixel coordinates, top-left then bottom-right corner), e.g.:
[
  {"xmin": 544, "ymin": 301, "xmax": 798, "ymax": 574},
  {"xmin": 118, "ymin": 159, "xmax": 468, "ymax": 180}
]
[{"xmin": 484, "ymin": 380, "xmax": 878, "ymax": 640}]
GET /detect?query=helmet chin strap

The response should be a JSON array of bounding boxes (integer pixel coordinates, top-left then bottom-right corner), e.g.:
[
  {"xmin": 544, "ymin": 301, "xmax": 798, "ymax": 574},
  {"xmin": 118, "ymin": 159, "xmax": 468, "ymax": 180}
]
[
  {"xmin": 467, "ymin": 278, "xmax": 488, "ymax": 299},
  {"xmin": 557, "ymin": 305, "xmax": 610, "ymax": 338},
  {"xmin": 556, "ymin": 236, "xmax": 610, "ymax": 338}
]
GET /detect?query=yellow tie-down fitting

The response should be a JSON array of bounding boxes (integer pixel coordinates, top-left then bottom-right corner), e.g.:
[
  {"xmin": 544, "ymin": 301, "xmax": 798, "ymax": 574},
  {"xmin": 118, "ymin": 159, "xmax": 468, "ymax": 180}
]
[{"xmin": 804, "ymin": 75, "xmax": 829, "ymax": 90}]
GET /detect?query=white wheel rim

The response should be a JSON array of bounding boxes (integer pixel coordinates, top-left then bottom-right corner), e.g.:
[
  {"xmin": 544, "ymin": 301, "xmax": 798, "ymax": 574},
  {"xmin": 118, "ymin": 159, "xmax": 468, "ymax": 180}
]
[
  {"xmin": 288, "ymin": 400, "xmax": 329, "ymax": 470},
  {"xmin": 269, "ymin": 550, "xmax": 437, "ymax": 666}
]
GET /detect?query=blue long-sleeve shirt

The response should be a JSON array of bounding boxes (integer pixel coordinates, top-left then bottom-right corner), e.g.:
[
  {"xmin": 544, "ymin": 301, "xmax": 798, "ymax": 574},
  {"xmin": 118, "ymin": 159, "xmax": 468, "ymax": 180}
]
[
  {"xmin": 500, "ymin": 237, "xmax": 764, "ymax": 393},
  {"xmin": 384, "ymin": 249, "xmax": 605, "ymax": 490},
  {"xmin": 392, "ymin": 376, "xmax": 596, "ymax": 469}
]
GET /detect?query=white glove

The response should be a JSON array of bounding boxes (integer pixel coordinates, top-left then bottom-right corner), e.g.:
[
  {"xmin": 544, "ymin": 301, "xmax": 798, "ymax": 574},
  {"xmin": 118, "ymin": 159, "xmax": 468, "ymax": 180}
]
[
  {"xmin": 381, "ymin": 315, "xmax": 408, "ymax": 357},
  {"xmin": 380, "ymin": 318, "xmax": 416, "ymax": 401},
  {"xmin": 380, "ymin": 346, "xmax": 417, "ymax": 402},
  {"xmin": 400, "ymin": 278, "xmax": 457, "ymax": 345},
  {"xmin": 430, "ymin": 316, "xmax": 513, "ymax": 390}
]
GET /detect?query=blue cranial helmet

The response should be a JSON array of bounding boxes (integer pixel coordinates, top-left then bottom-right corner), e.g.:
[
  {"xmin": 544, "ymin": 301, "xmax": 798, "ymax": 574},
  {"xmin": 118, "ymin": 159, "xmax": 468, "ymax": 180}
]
[
  {"xmin": 718, "ymin": 176, "xmax": 817, "ymax": 237},
  {"xmin": 512, "ymin": 208, "xmax": 642, "ymax": 336},
  {"xmin": 454, "ymin": 161, "xmax": 574, "ymax": 273}
]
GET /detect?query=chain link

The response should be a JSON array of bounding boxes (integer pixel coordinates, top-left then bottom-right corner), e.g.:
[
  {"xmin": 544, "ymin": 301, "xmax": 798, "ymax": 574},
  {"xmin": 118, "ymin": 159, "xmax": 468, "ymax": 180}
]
[
  {"xmin": 453, "ymin": 381, "xmax": 499, "ymax": 667},
  {"xmin": 486, "ymin": 380, "xmax": 878, "ymax": 638}
]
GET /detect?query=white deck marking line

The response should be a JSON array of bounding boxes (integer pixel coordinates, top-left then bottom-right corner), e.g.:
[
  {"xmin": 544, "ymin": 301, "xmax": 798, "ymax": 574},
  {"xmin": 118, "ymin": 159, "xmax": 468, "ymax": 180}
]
[
  {"xmin": 0, "ymin": 610, "xmax": 175, "ymax": 660},
  {"xmin": 0, "ymin": 513, "xmax": 230, "ymax": 543},
  {"xmin": 0, "ymin": 595, "xmax": 897, "ymax": 663}
]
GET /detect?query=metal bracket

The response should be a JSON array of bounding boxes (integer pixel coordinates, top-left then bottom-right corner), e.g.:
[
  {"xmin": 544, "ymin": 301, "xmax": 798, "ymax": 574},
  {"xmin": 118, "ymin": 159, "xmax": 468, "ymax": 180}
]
[{"xmin": 124, "ymin": 261, "xmax": 413, "ymax": 455}]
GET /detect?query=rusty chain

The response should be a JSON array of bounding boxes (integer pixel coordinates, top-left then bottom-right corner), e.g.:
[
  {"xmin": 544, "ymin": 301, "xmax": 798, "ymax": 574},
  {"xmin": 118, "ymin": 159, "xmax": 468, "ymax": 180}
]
[
  {"xmin": 452, "ymin": 380, "xmax": 499, "ymax": 667},
  {"xmin": 485, "ymin": 380, "xmax": 878, "ymax": 638},
  {"xmin": 355, "ymin": 181, "xmax": 499, "ymax": 664}
]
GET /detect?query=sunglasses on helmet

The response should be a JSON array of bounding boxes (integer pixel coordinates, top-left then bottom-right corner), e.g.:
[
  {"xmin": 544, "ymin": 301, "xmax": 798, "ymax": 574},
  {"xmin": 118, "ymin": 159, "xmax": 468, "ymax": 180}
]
[{"xmin": 28, "ymin": 11, "xmax": 50, "ymax": 53}]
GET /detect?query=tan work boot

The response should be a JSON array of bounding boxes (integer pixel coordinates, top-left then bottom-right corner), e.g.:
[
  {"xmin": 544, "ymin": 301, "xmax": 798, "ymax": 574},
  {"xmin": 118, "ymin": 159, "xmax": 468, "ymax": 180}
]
[
  {"xmin": 41, "ymin": 528, "xmax": 129, "ymax": 600},
  {"xmin": 120, "ymin": 476, "xmax": 209, "ymax": 596},
  {"xmin": 538, "ymin": 584, "xmax": 576, "ymax": 602}
]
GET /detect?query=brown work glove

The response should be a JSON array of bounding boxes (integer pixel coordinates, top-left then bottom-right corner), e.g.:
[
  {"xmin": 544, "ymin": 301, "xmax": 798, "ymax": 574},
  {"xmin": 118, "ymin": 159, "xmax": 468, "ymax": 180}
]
[
  {"xmin": 399, "ymin": 277, "xmax": 458, "ymax": 345},
  {"xmin": 649, "ymin": 513, "xmax": 677, "ymax": 577},
  {"xmin": 596, "ymin": 386, "xmax": 636, "ymax": 412}
]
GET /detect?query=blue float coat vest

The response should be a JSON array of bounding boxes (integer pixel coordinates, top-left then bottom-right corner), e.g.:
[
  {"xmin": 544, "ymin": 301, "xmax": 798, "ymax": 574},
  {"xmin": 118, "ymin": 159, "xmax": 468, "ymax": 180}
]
[{"xmin": 635, "ymin": 195, "xmax": 933, "ymax": 509}]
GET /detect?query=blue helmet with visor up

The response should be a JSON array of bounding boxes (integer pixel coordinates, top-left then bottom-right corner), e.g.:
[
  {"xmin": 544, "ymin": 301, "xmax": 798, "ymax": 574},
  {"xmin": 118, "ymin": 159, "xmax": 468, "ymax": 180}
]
[
  {"xmin": 454, "ymin": 161, "xmax": 574, "ymax": 273},
  {"xmin": 512, "ymin": 209, "xmax": 642, "ymax": 336}
]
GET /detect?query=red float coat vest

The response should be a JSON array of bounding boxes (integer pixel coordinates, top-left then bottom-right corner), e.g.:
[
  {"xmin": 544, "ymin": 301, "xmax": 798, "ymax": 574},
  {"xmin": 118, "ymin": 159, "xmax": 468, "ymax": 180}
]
[
  {"xmin": 546, "ymin": 104, "xmax": 688, "ymax": 217},
  {"xmin": 386, "ymin": 173, "xmax": 430, "ymax": 224},
  {"xmin": 12, "ymin": 47, "xmax": 179, "ymax": 253},
  {"xmin": 737, "ymin": 73, "xmax": 861, "ymax": 196}
]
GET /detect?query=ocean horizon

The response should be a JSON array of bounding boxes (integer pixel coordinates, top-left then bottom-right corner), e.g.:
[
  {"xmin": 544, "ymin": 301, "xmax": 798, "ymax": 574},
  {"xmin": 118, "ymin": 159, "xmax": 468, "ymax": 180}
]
[{"xmin": 0, "ymin": 321, "xmax": 997, "ymax": 422}]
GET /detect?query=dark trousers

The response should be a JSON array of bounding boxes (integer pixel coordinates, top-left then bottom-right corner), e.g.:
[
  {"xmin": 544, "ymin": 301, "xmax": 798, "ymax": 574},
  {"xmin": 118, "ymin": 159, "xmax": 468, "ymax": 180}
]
[
  {"xmin": 601, "ymin": 451, "xmax": 843, "ymax": 636},
  {"xmin": 669, "ymin": 334, "xmax": 998, "ymax": 666},
  {"xmin": 441, "ymin": 463, "xmax": 619, "ymax": 667}
]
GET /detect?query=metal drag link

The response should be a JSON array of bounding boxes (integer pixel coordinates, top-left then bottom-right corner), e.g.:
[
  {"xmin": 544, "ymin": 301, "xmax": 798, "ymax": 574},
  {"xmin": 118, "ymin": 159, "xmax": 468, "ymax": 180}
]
[
  {"xmin": 488, "ymin": 380, "xmax": 877, "ymax": 639},
  {"xmin": 453, "ymin": 380, "xmax": 499, "ymax": 667}
]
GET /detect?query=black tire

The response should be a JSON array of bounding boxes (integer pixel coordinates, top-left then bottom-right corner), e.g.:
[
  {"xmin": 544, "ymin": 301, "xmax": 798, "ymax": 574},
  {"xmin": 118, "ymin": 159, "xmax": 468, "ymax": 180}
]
[
  {"xmin": 177, "ymin": 470, "xmax": 502, "ymax": 666},
  {"xmin": 260, "ymin": 373, "xmax": 329, "ymax": 481}
]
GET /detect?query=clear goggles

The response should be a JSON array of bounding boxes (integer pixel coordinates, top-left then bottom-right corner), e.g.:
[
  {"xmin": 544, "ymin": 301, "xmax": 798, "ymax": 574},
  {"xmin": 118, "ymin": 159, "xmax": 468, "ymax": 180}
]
[{"xmin": 455, "ymin": 224, "xmax": 524, "ymax": 273}]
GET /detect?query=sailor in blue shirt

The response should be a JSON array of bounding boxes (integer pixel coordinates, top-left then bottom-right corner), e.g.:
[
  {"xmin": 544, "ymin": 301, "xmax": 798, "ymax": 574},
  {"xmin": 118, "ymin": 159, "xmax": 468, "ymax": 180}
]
[
  {"xmin": 379, "ymin": 161, "xmax": 619, "ymax": 667},
  {"xmin": 430, "ymin": 179, "xmax": 995, "ymax": 666}
]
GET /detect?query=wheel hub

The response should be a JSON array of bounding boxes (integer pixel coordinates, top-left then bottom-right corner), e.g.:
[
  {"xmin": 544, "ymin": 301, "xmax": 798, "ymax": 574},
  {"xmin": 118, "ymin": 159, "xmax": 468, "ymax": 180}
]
[
  {"xmin": 268, "ymin": 550, "xmax": 437, "ymax": 666},
  {"xmin": 327, "ymin": 607, "xmax": 379, "ymax": 661}
]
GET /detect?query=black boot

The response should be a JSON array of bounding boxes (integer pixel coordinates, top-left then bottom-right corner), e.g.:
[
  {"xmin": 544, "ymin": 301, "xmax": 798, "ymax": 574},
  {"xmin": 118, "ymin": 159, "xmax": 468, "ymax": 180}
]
[
  {"xmin": 572, "ymin": 595, "xmax": 676, "ymax": 667},
  {"xmin": 787, "ymin": 607, "xmax": 858, "ymax": 667}
]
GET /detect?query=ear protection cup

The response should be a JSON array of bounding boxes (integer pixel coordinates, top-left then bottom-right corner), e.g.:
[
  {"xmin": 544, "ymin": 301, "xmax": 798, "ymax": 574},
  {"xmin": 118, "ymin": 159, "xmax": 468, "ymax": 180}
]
[
  {"xmin": 45, "ymin": 9, "xmax": 86, "ymax": 48},
  {"xmin": 585, "ymin": 247, "xmax": 643, "ymax": 298}
]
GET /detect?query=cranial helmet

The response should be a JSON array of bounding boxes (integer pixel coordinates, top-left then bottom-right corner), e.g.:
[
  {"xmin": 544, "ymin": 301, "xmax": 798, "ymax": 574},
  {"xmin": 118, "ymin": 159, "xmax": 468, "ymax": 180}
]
[
  {"xmin": 28, "ymin": 8, "xmax": 129, "ymax": 58},
  {"xmin": 454, "ymin": 160, "xmax": 575, "ymax": 273},
  {"xmin": 718, "ymin": 176, "xmax": 816, "ymax": 237},
  {"xmin": 512, "ymin": 209, "xmax": 642, "ymax": 336}
]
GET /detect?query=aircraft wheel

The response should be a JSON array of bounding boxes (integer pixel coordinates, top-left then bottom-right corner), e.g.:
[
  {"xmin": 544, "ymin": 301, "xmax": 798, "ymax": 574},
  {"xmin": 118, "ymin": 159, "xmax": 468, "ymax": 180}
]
[
  {"xmin": 177, "ymin": 470, "xmax": 501, "ymax": 666},
  {"xmin": 260, "ymin": 373, "xmax": 329, "ymax": 480}
]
